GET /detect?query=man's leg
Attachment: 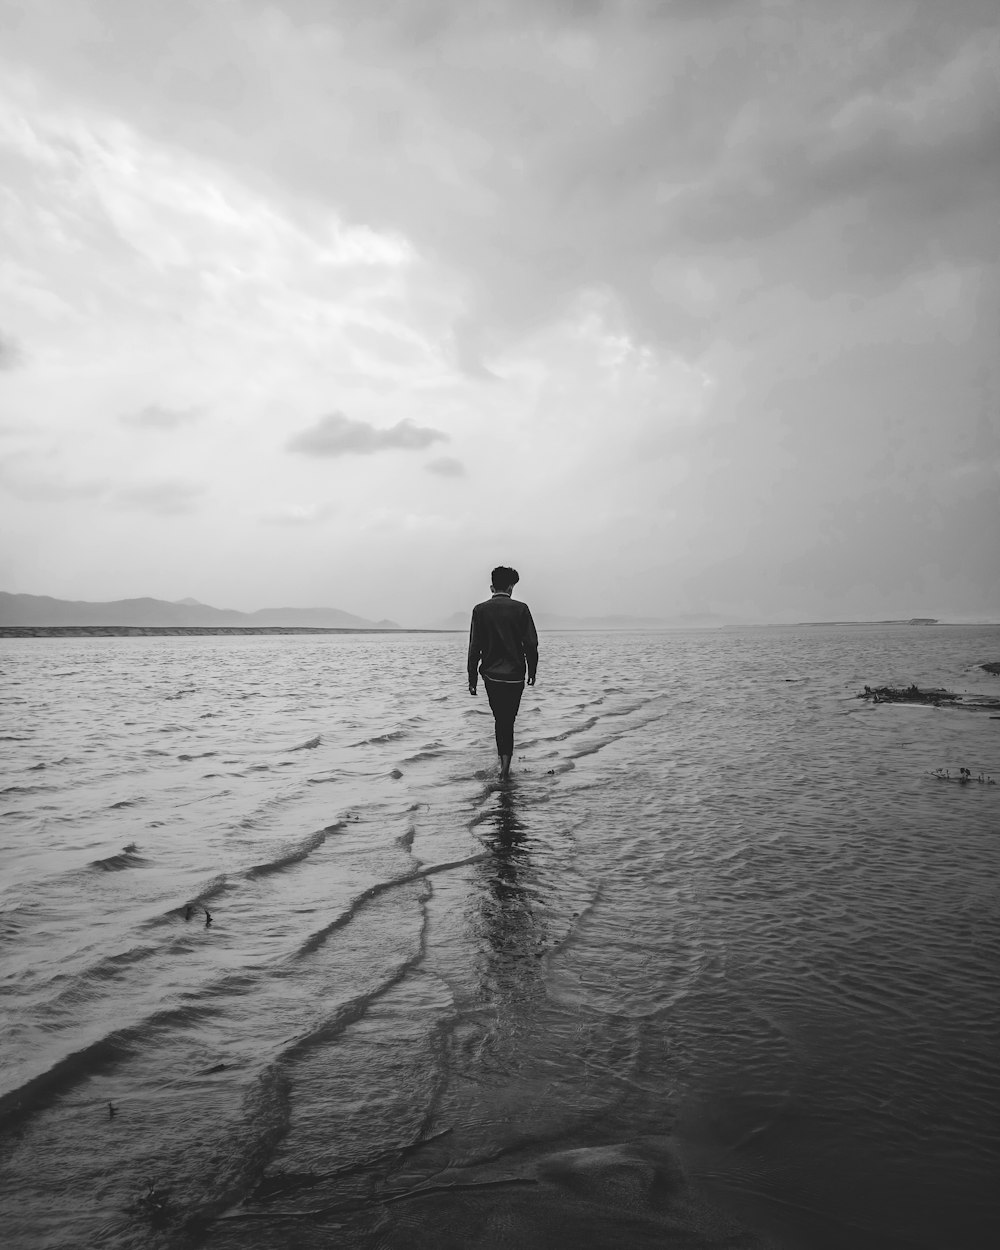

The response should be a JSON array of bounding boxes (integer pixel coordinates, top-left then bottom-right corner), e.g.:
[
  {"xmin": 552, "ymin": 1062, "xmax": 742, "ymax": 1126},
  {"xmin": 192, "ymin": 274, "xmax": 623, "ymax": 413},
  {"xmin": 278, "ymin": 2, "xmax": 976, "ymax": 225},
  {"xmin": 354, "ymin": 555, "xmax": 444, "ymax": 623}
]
[
  {"xmin": 485, "ymin": 680, "xmax": 523, "ymax": 779},
  {"xmin": 484, "ymin": 678, "xmax": 504, "ymax": 758},
  {"xmin": 504, "ymin": 683, "xmax": 524, "ymax": 765}
]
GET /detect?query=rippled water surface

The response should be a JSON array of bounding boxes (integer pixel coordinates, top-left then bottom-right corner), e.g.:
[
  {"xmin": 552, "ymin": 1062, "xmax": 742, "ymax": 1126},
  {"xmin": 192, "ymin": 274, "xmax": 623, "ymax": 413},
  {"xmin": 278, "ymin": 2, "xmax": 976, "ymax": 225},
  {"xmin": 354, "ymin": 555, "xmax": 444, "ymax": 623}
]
[{"xmin": 1, "ymin": 627, "xmax": 999, "ymax": 1249}]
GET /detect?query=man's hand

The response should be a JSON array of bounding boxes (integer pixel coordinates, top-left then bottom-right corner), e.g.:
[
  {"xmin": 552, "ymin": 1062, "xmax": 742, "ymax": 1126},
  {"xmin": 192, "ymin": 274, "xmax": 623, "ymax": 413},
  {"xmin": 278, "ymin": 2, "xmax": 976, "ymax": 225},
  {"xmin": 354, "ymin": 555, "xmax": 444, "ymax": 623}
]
[
  {"xmin": 527, "ymin": 675, "xmax": 536, "ymax": 687},
  {"xmin": 469, "ymin": 683, "xmax": 478, "ymax": 696}
]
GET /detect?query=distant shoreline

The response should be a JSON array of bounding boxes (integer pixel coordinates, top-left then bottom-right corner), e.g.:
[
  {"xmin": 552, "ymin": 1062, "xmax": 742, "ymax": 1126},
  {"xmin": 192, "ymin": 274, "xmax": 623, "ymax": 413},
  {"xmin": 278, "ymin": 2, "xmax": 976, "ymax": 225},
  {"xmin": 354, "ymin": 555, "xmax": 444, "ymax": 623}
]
[
  {"xmin": 0, "ymin": 626, "xmax": 447, "ymax": 637},
  {"xmin": 2, "ymin": 622, "xmax": 996, "ymax": 638},
  {"xmin": 795, "ymin": 618, "xmax": 941, "ymax": 626}
]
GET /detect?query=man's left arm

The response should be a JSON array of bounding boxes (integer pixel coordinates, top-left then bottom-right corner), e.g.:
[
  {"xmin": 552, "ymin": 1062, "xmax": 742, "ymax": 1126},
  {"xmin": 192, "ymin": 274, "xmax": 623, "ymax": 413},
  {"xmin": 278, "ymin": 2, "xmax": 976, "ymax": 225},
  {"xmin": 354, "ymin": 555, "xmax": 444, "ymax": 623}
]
[{"xmin": 522, "ymin": 606, "xmax": 539, "ymax": 686}]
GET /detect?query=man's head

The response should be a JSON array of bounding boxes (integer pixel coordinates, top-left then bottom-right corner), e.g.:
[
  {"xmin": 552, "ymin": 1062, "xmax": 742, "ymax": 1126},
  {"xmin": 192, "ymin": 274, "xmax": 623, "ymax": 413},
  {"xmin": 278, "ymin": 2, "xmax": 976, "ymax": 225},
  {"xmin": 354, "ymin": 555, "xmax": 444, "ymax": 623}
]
[{"xmin": 491, "ymin": 565, "xmax": 519, "ymax": 593}]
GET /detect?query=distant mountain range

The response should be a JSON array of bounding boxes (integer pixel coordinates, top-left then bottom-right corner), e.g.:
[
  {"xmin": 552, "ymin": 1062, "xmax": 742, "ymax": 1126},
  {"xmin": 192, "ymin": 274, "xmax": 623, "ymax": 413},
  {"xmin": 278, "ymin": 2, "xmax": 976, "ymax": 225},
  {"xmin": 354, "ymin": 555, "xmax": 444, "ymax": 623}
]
[
  {"xmin": 430, "ymin": 609, "xmax": 734, "ymax": 631},
  {"xmin": 1, "ymin": 592, "xmax": 745, "ymax": 632},
  {"xmin": 0, "ymin": 592, "xmax": 400, "ymax": 630}
]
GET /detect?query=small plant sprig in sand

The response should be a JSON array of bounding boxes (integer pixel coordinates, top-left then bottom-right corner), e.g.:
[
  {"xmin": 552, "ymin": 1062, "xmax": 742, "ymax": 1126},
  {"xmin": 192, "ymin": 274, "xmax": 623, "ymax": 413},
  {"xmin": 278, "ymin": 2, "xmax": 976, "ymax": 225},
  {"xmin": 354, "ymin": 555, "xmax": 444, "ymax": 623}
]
[{"xmin": 930, "ymin": 767, "xmax": 996, "ymax": 785}]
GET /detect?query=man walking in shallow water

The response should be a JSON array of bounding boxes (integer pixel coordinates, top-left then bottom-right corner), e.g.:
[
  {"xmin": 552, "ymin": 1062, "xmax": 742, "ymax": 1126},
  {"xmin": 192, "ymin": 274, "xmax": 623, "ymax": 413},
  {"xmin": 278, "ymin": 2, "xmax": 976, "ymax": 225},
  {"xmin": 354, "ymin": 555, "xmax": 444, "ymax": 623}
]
[{"xmin": 468, "ymin": 566, "xmax": 538, "ymax": 781}]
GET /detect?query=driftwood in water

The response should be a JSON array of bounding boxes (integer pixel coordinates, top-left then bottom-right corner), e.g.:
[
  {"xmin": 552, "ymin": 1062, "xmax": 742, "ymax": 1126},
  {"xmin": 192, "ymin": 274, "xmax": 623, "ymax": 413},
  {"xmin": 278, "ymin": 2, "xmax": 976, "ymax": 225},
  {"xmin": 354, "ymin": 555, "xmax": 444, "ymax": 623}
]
[{"xmin": 859, "ymin": 684, "xmax": 958, "ymax": 705}]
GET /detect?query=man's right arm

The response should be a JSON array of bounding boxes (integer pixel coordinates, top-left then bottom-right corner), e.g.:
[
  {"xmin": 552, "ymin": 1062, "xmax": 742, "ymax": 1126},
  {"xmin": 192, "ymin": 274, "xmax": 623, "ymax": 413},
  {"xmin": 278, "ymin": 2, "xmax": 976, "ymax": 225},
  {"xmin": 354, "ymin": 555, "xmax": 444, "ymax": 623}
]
[{"xmin": 467, "ymin": 610, "xmax": 480, "ymax": 693}]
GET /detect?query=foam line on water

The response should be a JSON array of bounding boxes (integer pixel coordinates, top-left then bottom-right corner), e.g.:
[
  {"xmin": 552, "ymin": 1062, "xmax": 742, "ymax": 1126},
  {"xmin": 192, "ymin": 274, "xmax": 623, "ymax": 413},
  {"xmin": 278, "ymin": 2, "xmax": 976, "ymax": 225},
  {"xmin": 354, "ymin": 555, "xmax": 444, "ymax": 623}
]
[
  {"xmin": 0, "ymin": 1000, "xmax": 223, "ymax": 1137},
  {"xmin": 291, "ymin": 854, "xmax": 487, "ymax": 960},
  {"xmin": 244, "ymin": 821, "xmax": 345, "ymax": 878}
]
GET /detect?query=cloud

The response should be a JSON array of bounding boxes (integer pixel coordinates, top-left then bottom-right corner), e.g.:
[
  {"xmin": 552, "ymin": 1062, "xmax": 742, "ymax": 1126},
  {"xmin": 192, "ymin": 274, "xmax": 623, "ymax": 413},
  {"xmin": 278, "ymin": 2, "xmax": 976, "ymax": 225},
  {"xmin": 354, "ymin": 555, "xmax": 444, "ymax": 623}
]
[
  {"xmin": 286, "ymin": 411, "xmax": 448, "ymax": 457},
  {"xmin": 112, "ymin": 480, "xmax": 205, "ymax": 515},
  {"xmin": 121, "ymin": 403, "xmax": 201, "ymax": 430},
  {"xmin": 424, "ymin": 456, "xmax": 465, "ymax": 478},
  {"xmin": 659, "ymin": 45, "xmax": 1000, "ymax": 295},
  {"xmin": 0, "ymin": 458, "xmax": 204, "ymax": 517},
  {"xmin": 259, "ymin": 501, "xmax": 336, "ymax": 525},
  {"xmin": 114, "ymin": 0, "xmax": 990, "ymax": 357},
  {"xmin": 0, "ymin": 331, "xmax": 24, "ymax": 370},
  {"xmin": 1, "ymin": 1, "xmax": 998, "ymax": 622},
  {"xmin": 0, "ymin": 460, "xmax": 108, "ymax": 502},
  {"xmin": 5, "ymin": 2, "xmax": 996, "ymax": 357}
]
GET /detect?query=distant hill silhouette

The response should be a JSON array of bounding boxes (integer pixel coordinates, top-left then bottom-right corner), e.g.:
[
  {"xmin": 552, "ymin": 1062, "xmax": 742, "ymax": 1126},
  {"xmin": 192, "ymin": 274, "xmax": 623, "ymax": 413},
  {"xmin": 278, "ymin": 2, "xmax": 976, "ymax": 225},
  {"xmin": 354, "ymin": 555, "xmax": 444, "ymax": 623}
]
[{"xmin": 0, "ymin": 592, "xmax": 400, "ymax": 630}]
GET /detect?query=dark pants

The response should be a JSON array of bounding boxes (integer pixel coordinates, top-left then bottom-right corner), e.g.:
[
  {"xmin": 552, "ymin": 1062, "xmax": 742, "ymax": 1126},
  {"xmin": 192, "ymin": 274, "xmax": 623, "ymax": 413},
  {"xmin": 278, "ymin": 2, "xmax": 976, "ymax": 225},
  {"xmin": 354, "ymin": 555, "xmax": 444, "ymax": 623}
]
[{"xmin": 483, "ymin": 677, "xmax": 524, "ymax": 756}]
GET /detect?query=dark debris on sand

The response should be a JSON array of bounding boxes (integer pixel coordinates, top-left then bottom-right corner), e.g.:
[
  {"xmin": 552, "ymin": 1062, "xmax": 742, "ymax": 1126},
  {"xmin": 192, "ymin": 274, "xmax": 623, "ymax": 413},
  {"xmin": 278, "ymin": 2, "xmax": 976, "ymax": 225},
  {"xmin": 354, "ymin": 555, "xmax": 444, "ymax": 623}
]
[
  {"xmin": 858, "ymin": 684, "xmax": 958, "ymax": 705},
  {"xmin": 858, "ymin": 684, "xmax": 1000, "ymax": 711}
]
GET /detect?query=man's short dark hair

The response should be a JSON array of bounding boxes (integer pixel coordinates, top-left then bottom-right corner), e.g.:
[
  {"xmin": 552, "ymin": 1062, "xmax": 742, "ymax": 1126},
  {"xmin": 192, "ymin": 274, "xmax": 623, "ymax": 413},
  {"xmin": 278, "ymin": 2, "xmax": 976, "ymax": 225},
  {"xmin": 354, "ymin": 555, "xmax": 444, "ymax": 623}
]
[{"xmin": 491, "ymin": 565, "xmax": 519, "ymax": 589}]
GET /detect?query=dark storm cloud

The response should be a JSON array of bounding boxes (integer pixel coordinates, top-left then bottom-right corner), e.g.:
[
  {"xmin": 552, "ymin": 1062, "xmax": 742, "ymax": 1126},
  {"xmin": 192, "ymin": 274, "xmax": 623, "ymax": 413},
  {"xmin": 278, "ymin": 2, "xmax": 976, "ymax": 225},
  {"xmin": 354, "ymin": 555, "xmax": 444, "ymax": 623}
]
[
  {"xmin": 5, "ymin": 0, "xmax": 996, "ymax": 352},
  {"xmin": 120, "ymin": 403, "xmax": 201, "ymax": 430},
  {"xmin": 287, "ymin": 411, "xmax": 448, "ymax": 457},
  {"xmin": 245, "ymin": 0, "xmax": 997, "ymax": 351},
  {"xmin": 424, "ymin": 455, "xmax": 465, "ymax": 477},
  {"xmin": 663, "ymin": 63, "xmax": 1000, "ymax": 285}
]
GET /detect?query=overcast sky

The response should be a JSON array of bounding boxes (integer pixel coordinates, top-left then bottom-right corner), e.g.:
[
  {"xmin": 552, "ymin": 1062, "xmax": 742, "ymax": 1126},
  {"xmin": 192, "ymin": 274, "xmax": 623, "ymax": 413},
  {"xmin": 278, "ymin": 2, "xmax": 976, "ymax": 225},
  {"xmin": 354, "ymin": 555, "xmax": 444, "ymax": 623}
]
[{"xmin": 1, "ymin": 0, "xmax": 997, "ymax": 624}]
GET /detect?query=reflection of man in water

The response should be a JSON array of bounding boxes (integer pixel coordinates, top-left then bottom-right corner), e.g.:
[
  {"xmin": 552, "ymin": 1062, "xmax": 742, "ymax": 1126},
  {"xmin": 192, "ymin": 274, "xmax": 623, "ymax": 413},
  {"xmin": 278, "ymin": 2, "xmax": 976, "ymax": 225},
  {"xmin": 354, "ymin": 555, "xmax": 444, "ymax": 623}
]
[
  {"xmin": 468, "ymin": 565, "xmax": 538, "ymax": 781},
  {"xmin": 478, "ymin": 788, "xmax": 546, "ymax": 995}
]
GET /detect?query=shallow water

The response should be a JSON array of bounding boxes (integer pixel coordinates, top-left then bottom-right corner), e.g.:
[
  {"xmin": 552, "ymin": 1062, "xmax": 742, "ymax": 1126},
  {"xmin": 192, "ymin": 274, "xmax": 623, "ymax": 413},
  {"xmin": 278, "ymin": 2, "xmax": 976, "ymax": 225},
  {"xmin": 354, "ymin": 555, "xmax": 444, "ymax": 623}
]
[{"xmin": 1, "ymin": 626, "xmax": 998, "ymax": 1249}]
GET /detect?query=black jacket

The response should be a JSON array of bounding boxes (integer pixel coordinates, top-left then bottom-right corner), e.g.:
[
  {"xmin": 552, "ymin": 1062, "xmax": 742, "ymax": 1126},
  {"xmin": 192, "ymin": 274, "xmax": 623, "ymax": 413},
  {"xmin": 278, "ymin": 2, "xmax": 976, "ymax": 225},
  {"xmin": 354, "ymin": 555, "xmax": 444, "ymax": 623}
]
[{"xmin": 468, "ymin": 594, "xmax": 538, "ymax": 685}]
